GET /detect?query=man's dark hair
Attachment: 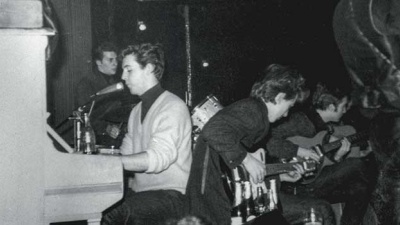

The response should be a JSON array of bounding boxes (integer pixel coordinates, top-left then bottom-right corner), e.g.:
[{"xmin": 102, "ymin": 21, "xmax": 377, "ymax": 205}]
[
  {"xmin": 120, "ymin": 43, "xmax": 165, "ymax": 80},
  {"xmin": 312, "ymin": 82, "xmax": 351, "ymax": 110},
  {"xmin": 93, "ymin": 42, "xmax": 118, "ymax": 62},
  {"xmin": 250, "ymin": 64, "xmax": 308, "ymax": 103}
]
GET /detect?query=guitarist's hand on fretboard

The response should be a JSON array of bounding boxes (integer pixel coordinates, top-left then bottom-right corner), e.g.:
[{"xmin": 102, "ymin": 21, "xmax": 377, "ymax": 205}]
[
  {"xmin": 287, "ymin": 125, "xmax": 368, "ymax": 184},
  {"xmin": 331, "ymin": 137, "xmax": 351, "ymax": 162}
]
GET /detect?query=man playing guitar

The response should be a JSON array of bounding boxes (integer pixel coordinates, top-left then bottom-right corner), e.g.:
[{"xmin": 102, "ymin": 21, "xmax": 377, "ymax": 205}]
[
  {"xmin": 185, "ymin": 64, "xmax": 311, "ymax": 225},
  {"xmin": 266, "ymin": 82, "xmax": 376, "ymax": 225}
]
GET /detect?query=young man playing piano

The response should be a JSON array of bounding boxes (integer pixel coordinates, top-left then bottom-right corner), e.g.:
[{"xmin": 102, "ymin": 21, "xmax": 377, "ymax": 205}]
[
  {"xmin": 101, "ymin": 43, "xmax": 193, "ymax": 225},
  {"xmin": 266, "ymin": 82, "xmax": 376, "ymax": 225},
  {"xmin": 185, "ymin": 64, "xmax": 334, "ymax": 225}
]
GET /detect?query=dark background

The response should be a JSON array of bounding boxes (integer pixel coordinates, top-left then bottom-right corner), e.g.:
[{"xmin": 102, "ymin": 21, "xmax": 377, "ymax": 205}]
[{"xmin": 48, "ymin": 0, "xmax": 351, "ymax": 126}]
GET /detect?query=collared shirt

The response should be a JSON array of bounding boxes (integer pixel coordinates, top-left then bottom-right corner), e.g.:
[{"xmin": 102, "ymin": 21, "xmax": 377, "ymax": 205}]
[{"xmin": 140, "ymin": 83, "xmax": 165, "ymax": 123}]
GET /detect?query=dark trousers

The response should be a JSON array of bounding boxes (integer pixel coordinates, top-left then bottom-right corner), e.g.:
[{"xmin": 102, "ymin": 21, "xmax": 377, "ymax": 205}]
[
  {"xmin": 102, "ymin": 189, "xmax": 186, "ymax": 225},
  {"xmin": 281, "ymin": 157, "xmax": 375, "ymax": 225}
]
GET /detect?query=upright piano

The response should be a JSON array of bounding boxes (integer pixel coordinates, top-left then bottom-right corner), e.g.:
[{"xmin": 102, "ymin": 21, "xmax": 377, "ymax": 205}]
[
  {"xmin": 45, "ymin": 125, "xmax": 124, "ymax": 225},
  {"xmin": 0, "ymin": 10, "xmax": 123, "ymax": 224}
]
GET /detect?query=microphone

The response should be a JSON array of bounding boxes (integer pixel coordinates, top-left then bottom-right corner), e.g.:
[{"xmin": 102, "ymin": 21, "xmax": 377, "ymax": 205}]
[{"xmin": 91, "ymin": 82, "xmax": 124, "ymax": 97}]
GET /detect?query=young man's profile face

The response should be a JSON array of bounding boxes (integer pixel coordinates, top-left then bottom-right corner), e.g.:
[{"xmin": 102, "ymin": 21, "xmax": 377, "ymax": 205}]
[
  {"xmin": 268, "ymin": 93, "xmax": 296, "ymax": 123},
  {"xmin": 329, "ymin": 96, "xmax": 350, "ymax": 122},
  {"xmin": 97, "ymin": 51, "xmax": 118, "ymax": 76},
  {"xmin": 121, "ymin": 54, "xmax": 147, "ymax": 95}
]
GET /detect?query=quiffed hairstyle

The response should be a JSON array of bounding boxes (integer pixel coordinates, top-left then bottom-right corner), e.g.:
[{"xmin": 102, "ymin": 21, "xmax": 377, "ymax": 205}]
[
  {"xmin": 250, "ymin": 64, "xmax": 308, "ymax": 103},
  {"xmin": 312, "ymin": 82, "xmax": 351, "ymax": 110},
  {"xmin": 120, "ymin": 43, "xmax": 165, "ymax": 80},
  {"xmin": 92, "ymin": 42, "xmax": 118, "ymax": 61}
]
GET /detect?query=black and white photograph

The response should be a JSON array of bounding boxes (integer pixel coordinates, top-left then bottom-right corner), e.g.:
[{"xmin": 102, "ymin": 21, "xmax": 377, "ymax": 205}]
[{"xmin": 1, "ymin": 0, "xmax": 399, "ymax": 224}]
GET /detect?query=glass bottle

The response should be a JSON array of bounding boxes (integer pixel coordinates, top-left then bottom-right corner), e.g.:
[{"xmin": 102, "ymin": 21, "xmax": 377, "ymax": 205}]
[
  {"xmin": 80, "ymin": 113, "xmax": 97, "ymax": 154},
  {"xmin": 303, "ymin": 208, "xmax": 323, "ymax": 225},
  {"xmin": 74, "ymin": 119, "xmax": 82, "ymax": 152},
  {"xmin": 269, "ymin": 179, "xmax": 278, "ymax": 204},
  {"xmin": 241, "ymin": 180, "xmax": 257, "ymax": 222},
  {"xmin": 231, "ymin": 203, "xmax": 243, "ymax": 225},
  {"xmin": 254, "ymin": 186, "xmax": 266, "ymax": 215},
  {"xmin": 267, "ymin": 179, "xmax": 279, "ymax": 212},
  {"xmin": 231, "ymin": 168, "xmax": 243, "ymax": 225}
]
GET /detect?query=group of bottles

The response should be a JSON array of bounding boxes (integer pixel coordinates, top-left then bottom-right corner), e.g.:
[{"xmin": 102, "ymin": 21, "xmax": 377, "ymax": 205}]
[
  {"xmin": 231, "ymin": 171, "xmax": 279, "ymax": 224},
  {"xmin": 76, "ymin": 113, "xmax": 97, "ymax": 154},
  {"xmin": 230, "ymin": 170, "xmax": 324, "ymax": 225}
]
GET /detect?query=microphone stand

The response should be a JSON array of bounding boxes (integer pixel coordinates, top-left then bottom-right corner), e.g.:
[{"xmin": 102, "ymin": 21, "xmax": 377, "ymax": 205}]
[
  {"xmin": 54, "ymin": 99, "xmax": 96, "ymax": 152},
  {"xmin": 72, "ymin": 100, "xmax": 96, "ymax": 152},
  {"xmin": 54, "ymin": 99, "xmax": 95, "ymax": 130}
]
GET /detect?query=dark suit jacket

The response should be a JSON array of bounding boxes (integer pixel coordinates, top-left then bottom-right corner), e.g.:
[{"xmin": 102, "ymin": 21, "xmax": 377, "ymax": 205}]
[{"xmin": 185, "ymin": 98, "xmax": 271, "ymax": 225}]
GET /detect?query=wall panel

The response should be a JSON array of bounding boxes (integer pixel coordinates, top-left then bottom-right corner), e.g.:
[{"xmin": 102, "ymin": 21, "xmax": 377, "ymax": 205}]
[{"xmin": 48, "ymin": 0, "xmax": 92, "ymax": 129}]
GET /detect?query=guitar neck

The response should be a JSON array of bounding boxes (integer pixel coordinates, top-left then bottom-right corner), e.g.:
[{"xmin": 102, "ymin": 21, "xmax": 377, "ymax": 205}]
[
  {"xmin": 265, "ymin": 162, "xmax": 298, "ymax": 176},
  {"xmin": 322, "ymin": 131, "xmax": 367, "ymax": 154}
]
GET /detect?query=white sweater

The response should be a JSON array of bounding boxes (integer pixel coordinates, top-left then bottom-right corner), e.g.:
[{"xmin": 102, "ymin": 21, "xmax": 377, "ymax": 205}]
[{"xmin": 120, "ymin": 91, "xmax": 192, "ymax": 194}]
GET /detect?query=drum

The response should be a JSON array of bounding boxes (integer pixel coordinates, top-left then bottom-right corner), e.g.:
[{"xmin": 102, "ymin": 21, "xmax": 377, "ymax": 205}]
[{"xmin": 191, "ymin": 94, "xmax": 223, "ymax": 131}]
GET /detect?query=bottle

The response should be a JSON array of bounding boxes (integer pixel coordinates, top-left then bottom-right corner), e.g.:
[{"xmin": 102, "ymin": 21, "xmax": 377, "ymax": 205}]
[
  {"xmin": 74, "ymin": 119, "xmax": 82, "ymax": 152},
  {"xmin": 268, "ymin": 179, "xmax": 279, "ymax": 211},
  {"xmin": 231, "ymin": 168, "xmax": 243, "ymax": 225},
  {"xmin": 254, "ymin": 186, "xmax": 266, "ymax": 215},
  {"xmin": 241, "ymin": 180, "xmax": 257, "ymax": 222},
  {"xmin": 231, "ymin": 201, "xmax": 243, "ymax": 225},
  {"xmin": 80, "ymin": 113, "xmax": 97, "ymax": 154},
  {"xmin": 303, "ymin": 208, "xmax": 323, "ymax": 225}
]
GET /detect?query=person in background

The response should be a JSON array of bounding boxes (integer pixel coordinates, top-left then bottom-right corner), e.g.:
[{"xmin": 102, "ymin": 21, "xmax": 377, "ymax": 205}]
[
  {"xmin": 185, "ymin": 64, "xmax": 315, "ymax": 225},
  {"xmin": 266, "ymin": 82, "xmax": 376, "ymax": 225},
  {"xmin": 75, "ymin": 42, "xmax": 119, "ymax": 106},
  {"xmin": 102, "ymin": 43, "xmax": 193, "ymax": 225},
  {"xmin": 75, "ymin": 41, "xmax": 132, "ymax": 147}
]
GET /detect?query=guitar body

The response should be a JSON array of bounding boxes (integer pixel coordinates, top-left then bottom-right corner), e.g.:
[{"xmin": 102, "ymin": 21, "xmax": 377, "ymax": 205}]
[
  {"xmin": 287, "ymin": 125, "xmax": 360, "ymax": 184},
  {"xmin": 287, "ymin": 131, "xmax": 331, "ymax": 185}
]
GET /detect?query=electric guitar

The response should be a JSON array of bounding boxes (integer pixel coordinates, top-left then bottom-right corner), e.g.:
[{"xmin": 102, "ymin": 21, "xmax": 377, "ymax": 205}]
[
  {"xmin": 287, "ymin": 125, "xmax": 368, "ymax": 184},
  {"xmin": 222, "ymin": 149, "xmax": 317, "ymax": 207}
]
